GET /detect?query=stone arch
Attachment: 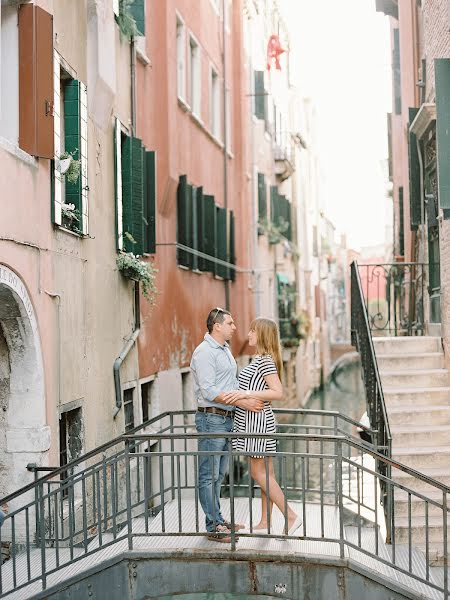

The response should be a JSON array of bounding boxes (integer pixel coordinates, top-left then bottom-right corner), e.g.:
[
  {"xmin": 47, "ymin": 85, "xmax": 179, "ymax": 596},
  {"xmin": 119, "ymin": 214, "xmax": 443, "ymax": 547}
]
[{"xmin": 0, "ymin": 265, "xmax": 49, "ymax": 500}]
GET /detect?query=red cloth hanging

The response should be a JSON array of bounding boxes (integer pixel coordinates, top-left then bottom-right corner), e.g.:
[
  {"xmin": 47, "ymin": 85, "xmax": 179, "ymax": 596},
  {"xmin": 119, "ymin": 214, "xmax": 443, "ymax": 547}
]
[{"xmin": 266, "ymin": 34, "xmax": 286, "ymax": 71}]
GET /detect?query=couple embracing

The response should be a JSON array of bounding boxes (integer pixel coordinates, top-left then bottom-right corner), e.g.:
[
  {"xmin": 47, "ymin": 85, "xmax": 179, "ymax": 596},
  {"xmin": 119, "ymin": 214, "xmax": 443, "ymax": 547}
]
[{"xmin": 190, "ymin": 307, "xmax": 302, "ymax": 543}]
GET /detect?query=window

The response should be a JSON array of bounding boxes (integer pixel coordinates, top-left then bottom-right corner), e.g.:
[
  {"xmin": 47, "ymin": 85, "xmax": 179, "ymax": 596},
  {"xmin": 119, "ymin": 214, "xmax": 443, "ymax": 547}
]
[
  {"xmin": 393, "ymin": 28, "xmax": 401, "ymax": 115},
  {"xmin": 254, "ymin": 71, "xmax": 266, "ymax": 121},
  {"xmin": 114, "ymin": 118, "xmax": 156, "ymax": 254},
  {"xmin": 189, "ymin": 35, "xmax": 201, "ymax": 116},
  {"xmin": 210, "ymin": 67, "xmax": 220, "ymax": 139},
  {"xmin": 59, "ymin": 407, "xmax": 83, "ymax": 498},
  {"xmin": 176, "ymin": 16, "xmax": 186, "ymax": 101},
  {"xmin": 141, "ymin": 380, "xmax": 155, "ymax": 423},
  {"xmin": 52, "ymin": 52, "xmax": 89, "ymax": 235},
  {"xmin": 176, "ymin": 175, "xmax": 234, "ymax": 280},
  {"xmin": 124, "ymin": 388, "xmax": 135, "ymax": 432},
  {"xmin": 1, "ymin": 4, "xmax": 19, "ymax": 145},
  {"xmin": 128, "ymin": 0, "xmax": 145, "ymax": 35},
  {"xmin": 270, "ymin": 186, "xmax": 292, "ymax": 240},
  {"xmin": 258, "ymin": 173, "xmax": 267, "ymax": 222}
]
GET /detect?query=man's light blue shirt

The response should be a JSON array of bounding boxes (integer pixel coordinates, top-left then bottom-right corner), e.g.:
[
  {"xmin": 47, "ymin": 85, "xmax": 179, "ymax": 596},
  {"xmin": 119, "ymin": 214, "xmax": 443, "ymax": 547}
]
[{"xmin": 190, "ymin": 333, "xmax": 238, "ymax": 411}]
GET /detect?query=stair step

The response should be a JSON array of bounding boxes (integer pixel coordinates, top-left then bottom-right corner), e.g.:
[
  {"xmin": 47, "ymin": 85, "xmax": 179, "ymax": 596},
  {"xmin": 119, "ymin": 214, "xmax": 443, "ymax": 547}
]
[
  {"xmin": 394, "ymin": 516, "xmax": 450, "ymax": 545},
  {"xmin": 377, "ymin": 353, "xmax": 444, "ymax": 371},
  {"xmin": 380, "ymin": 369, "xmax": 449, "ymax": 389},
  {"xmin": 373, "ymin": 336, "xmax": 442, "ymax": 355},
  {"xmin": 393, "ymin": 445, "xmax": 450, "ymax": 470},
  {"xmin": 384, "ymin": 387, "xmax": 450, "ymax": 406},
  {"xmin": 391, "ymin": 423, "xmax": 450, "ymax": 448},
  {"xmin": 388, "ymin": 405, "xmax": 450, "ymax": 426},
  {"xmin": 392, "ymin": 466, "xmax": 450, "ymax": 493},
  {"xmin": 394, "ymin": 489, "xmax": 445, "ymax": 517}
]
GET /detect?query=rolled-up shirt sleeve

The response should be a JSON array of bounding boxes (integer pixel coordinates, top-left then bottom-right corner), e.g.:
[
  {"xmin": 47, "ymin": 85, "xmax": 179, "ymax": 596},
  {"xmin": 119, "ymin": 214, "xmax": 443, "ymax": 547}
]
[{"xmin": 191, "ymin": 348, "xmax": 222, "ymax": 402}]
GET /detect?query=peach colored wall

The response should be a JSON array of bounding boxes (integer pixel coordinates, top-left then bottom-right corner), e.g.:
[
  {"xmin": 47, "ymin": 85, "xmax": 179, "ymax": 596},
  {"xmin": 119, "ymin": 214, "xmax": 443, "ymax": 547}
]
[{"xmin": 136, "ymin": 0, "xmax": 254, "ymax": 376}]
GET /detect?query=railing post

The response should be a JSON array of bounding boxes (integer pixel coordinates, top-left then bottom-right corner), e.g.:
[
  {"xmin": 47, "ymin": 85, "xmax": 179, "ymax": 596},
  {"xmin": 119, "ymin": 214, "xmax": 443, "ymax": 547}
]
[
  {"xmin": 444, "ymin": 491, "xmax": 448, "ymax": 600},
  {"xmin": 125, "ymin": 439, "xmax": 133, "ymax": 550},
  {"xmin": 228, "ymin": 440, "xmax": 236, "ymax": 551},
  {"xmin": 170, "ymin": 414, "xmax": 175, "ymax": 500},
  {"xmin": 337, "ymin": 440, "xmax": 344, "ymax": 559},
  {"xmin": 38, "ymin": 481, "xmax": 47, "ymax": 590}
]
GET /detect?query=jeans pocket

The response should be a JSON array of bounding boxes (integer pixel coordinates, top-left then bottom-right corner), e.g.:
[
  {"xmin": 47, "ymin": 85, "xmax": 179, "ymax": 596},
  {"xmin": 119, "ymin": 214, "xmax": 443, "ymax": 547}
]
[{"xmin": 205, "ymin": 413, "xmax": 227, "ymax": 427}]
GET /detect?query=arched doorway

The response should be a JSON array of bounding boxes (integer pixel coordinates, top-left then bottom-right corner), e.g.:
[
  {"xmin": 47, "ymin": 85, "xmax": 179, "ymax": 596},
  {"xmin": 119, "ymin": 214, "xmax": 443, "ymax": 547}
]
[{"xmin": 0, "ymin": 265, "xmax": 49, "ymax": 504}]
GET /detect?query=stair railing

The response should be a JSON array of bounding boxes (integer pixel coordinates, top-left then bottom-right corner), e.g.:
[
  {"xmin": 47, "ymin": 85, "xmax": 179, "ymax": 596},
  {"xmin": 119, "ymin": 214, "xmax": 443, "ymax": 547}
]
[
  {"xmin": 0, "ymin": 411, "xmax": 448, "ymax": 600},
  {"xmin": 350, "ymin": 261, "xmax": 393, "ymax": 543}
]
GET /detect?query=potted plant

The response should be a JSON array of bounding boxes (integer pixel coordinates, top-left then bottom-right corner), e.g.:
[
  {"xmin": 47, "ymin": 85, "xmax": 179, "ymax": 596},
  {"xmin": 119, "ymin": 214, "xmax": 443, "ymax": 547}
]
[
  {"xmin": 116, "ymin": 233, "xmax": 158, "ymax": 304},
  {"xmin": 117, "ymin": 0, "xmax": 141, "ymax": 40},
  {"xmin": 57, "ymin": 150, "xmax": 81, "ymax": 184},
  {"xmin": 61, "ymin": 203, "xmax": 82, "ymax": 235}
]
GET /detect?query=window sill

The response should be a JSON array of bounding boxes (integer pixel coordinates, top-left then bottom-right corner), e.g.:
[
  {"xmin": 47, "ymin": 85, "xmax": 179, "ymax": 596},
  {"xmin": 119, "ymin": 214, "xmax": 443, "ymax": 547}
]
[
  {"xmin": 55, "ymin": 225, "xmax": 83, "ymax": 238},
  {"xmin": 136, "ymin": 44, "xmax": 151, "ymax": 67},
  {"xmin": 0, "ymin": 137, "xmax": 38, "ymax": 168},
  {"xmin": 187, "ymin": 109, "xmax": 224, "ymax": 151}
]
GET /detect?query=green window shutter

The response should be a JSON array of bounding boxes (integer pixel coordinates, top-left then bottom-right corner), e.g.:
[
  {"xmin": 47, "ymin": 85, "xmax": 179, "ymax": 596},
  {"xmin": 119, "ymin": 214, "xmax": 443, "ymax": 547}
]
[
  {"xmin": 215, "ymin": 206, "xmax": 227, "ymax": 279},
  {"xmin": 229, "ymin": 210, "xmax": 236, "ymax": 282},
  {"xmin": 129, "ymin": 0, "xmax": 145, "ymax": 35},
  {"xmin": 270, "ymin": 185, "xmax": 277, "ymax": 226},
  {"xmin": 79, "ymin": 82, "xmax": 88, "ymax": 235},
  {"xmin": 435, "ymin": 59, "xmax": 450, "ymax": 218},
  {"xmin": 114, "ymin": 118, "xmax": 123, "ymax": 250},
  {"xmin": 176, "ymin": 175, "xmax": 192, "ymax": 268},
  {"xmin": 399, "ymin": 186, "xmax": 404, "ymax": 255},
  {"xmin": 408, "ymin": 107, "xmax": 421, "ymax": 230},
  {"xmin": 64, "ymin": 79, "xmax": 82, "ymax": 215},
  {"xmin": 204, "ymin": 194, "xmax": 216, "ymax": 273},
  {"xmin": 196, "ymin": 187, "xmax": 207, "ymax": 271},
  {"xmin": 122, "ymin": 135, "xmax": 145, "ymax": 255},
  {"xmin": 258, "ymin": 173, "xmax": 267, "ymax": 221},
  {"xmin": 393, "ymin": 29, "xmax": 401, "ymax": 115},
  {"xmin": 191, "ymin": 186, "xmax": 198, "ymax": 271},
  {"xmin": 143, "ymin": 150, "xmax": 156, "ymax": 253},
  {"xmin": 254, "ymin": 71, "xmax": 265, "ymax": 120}
]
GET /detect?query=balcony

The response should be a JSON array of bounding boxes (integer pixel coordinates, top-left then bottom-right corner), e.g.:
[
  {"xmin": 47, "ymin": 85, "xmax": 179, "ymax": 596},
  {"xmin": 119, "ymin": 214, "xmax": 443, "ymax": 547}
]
[{"xmin": 274, "ymin": 144, "xmax": 295, "ymax": 181}]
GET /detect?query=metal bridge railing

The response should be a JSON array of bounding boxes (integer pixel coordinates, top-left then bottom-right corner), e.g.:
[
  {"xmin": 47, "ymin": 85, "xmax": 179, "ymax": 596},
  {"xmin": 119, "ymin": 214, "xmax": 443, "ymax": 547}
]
[{"xmin": 0, "ymin": 409, "xmax": 448, "ymax": 599}]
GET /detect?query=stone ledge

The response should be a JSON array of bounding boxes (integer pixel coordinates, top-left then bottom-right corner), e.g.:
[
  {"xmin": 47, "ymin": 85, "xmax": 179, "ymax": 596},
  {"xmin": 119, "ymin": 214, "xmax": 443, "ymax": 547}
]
[{"xmin": 6, "ymin": 426, "xmax": 51, "ymax": 453}]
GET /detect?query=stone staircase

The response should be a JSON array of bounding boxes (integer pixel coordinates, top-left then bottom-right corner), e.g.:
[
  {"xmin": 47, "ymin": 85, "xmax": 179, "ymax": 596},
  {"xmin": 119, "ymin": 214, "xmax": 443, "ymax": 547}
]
[{"xmin": 374, "ymin": 336, "xmax": 450, "ymax": 564}]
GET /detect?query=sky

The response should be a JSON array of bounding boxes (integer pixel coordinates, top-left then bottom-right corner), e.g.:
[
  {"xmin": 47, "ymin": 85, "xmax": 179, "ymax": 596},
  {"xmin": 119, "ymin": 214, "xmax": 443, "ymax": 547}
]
[{"xmin": 281, "ymin": 0, "xmax": 393, "ymax": 251}]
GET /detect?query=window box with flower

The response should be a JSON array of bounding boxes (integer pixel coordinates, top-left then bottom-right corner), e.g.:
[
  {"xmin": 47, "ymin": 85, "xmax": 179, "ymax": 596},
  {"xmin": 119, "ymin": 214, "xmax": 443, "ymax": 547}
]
[{"xmin": 116, "ymin": 233, "xmax": 158, "ymax": 304}]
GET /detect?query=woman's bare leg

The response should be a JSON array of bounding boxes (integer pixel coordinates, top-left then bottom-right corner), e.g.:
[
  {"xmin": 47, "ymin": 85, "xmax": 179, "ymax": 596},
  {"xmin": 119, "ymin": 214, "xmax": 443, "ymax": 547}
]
[{"xmin": 250, "ymin": 457, "xmax": 298, "ymax": 530}]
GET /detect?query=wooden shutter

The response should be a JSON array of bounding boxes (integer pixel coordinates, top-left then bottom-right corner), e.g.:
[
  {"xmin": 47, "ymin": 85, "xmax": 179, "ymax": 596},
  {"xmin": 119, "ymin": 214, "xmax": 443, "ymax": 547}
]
[
  {"xmin": 64, "ymin": 80, "xmax": 82, "ymax": 215},
  {"xmin": 80, "ymin": 83, "xmax": 89, "ymax": 235},
  {"xmin": 215, "ymin": 206, "xmax": 227, "ymax": 279},
  {"xmin": 122, "ymin": 135, "xmax": 145, "ymax": 255},
  {"xmin": 114, "ymin": 118, "xmax": 124, "ymax": 250},
  {"xmin": 408, "ymin": 107, "xmax": 421, "ymax": 230},
  {"xmin": 254, "ymin": 71, "xmax": 265, "ymax": 120},
  {"xmin": 270, "ymin": 186, "xmax": 278, "ymax": 227},
  {"xmin": 393, "ymin": 29, "xmax": 401, "ymax": 116},
  {"xmin": 191, "ymin": 186, "xmax": 198, "ymax": 271},
  {"xmin": 19, "ymin": 4, "xmax": 54, "ymax": 158},
  {"xmin": 204, "ymin": 194, "xmax": 216, "ymax": 273},
  {"xmin": 52, "ymin": 52, "xmax": 62, "ymax": 225},
  {"xmin": 258, "ymin": 173, "xmax": 267, "ymax": 221},
  {"xmin": 144, "ymin": 150, "xmax": 156, "ymax": 253},
  {"xmin": 229, "ymin": 211, "xmax": 235, "ymax": 282},
  {"xmin": 129, "ymin": 0, "xmax": 145, "ymax": 35},
  {"xmin": 435, "ymin": 59, "xmax": 450, "ymax": 218},
  {"xmin": 399, "ymin": 186, "xmax": 404, "ymax": 256},
  {"xmin": 177, "ymin": 175, "xmax": 191, "ymax": 268},
  {"xmin": 196, "ymin": 187, "xmax": 207, "ymax": 271}
]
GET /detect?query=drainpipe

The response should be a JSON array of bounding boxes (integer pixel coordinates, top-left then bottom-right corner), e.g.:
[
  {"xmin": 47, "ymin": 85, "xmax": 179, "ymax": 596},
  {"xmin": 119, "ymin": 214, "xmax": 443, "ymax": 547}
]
[
  {"xmin": 222, "ymin": 0, "xmax": 230, "ymax": 310},
  {"xmin": 113, "ymin": 282, "xmax": 140, "ymax": 418},
  {"xmin": 113, "ymin": 37, "xmax": 139, "ymax": 418}
]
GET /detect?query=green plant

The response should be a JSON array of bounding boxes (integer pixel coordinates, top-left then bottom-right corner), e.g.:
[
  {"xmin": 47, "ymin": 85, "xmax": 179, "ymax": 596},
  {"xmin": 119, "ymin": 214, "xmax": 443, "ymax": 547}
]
[
  {"xmin": 116, "ymin": 232, "xmax": 158, "ymax": 303},
  {"xmin": 289, "ymin": 309, "xmax": 311, "ymax": 341},
  {"xmin": 258, "ymin": 217, "xmax": 289, "ymax": 245},
  {"xmin": 59, "ymin": 151, "xmax": 81, "ymax": 184},
  {"xmin": 61, "ymin": 202, "xmax": 82, "ymax": 235},
  {"xmin": 117, "ymin": 0, "xmax": 140, "ymax": 40}
]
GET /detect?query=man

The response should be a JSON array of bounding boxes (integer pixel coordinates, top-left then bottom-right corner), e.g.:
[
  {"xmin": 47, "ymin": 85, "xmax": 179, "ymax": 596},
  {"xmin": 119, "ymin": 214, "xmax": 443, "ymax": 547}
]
[{"xmin": 191, "ymin": 307, "xmax": 264, "ymax": 543}]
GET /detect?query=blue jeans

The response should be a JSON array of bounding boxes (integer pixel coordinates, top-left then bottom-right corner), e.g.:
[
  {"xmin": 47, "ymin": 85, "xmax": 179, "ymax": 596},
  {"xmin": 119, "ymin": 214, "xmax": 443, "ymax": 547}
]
[
  {"xmin": 195, "ymin": 411, "xmax": 233, "ymax": 532},
  {"xmin": 0, "ymin": 510, "xmax": 5, "ymax": 528}
]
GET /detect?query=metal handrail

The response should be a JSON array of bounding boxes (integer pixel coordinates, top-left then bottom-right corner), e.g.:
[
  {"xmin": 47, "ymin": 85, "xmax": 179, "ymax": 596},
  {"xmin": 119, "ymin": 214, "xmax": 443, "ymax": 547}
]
[
  {"xmin": 0, "ymin": 422, "xmax": 448, "ymax": 599},
  {"xmin": 350, "ymin": 261, "xmax": 393, "ymax": 543}
]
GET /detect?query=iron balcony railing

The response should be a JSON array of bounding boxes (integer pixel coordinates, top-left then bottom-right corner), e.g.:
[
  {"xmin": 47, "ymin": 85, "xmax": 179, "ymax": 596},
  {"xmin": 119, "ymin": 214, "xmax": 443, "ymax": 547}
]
[
  {"xmin": 351, "ymin": 261, "xmax": 393, "ymax": 543},
  {"xmin": 356, "ymin": 262, "xmax": 426, "ymax": 336},
  {"xmin": 0, "ymin": 409, "xmax": 448, "ymax": 599}
]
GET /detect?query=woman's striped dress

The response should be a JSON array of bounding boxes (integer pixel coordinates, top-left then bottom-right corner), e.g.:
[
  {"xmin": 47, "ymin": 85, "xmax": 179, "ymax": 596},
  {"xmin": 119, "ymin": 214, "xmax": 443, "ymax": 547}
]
[{"xmin": 232, "ymin": 355, "xmax": 278, "ymax": 456}]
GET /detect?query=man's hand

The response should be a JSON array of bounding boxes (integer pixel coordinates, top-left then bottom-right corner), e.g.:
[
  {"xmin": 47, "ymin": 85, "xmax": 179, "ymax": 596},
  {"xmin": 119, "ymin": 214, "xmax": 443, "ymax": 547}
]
[
  {"xmin": 235, "ymin": 397, "xmax": 264, "ymax": 412},
  {"xmin": 223, "ymin": 390, "xmax": 246, "ymax": 404}
]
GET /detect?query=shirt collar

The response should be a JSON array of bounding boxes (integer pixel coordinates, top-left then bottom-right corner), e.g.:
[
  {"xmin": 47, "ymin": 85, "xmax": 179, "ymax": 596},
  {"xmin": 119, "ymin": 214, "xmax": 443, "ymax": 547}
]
[{"xmin": 204, "ymin": 333, "xmax": 229, "ymax": 349}]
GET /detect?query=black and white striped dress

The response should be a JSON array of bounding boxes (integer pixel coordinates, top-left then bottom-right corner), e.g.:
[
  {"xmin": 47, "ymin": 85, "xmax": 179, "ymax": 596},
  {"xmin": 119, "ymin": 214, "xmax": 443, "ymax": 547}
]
[{"xmin": 232, "ymin": 355, "xmax": 278, "ymax": 456}]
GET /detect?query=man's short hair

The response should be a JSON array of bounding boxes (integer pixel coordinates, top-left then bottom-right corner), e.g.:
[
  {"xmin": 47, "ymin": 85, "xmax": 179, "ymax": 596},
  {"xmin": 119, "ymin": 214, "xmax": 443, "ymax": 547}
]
[{"xmin": 206, "ymin": 307, "xmax": 231, "ymax": 333}]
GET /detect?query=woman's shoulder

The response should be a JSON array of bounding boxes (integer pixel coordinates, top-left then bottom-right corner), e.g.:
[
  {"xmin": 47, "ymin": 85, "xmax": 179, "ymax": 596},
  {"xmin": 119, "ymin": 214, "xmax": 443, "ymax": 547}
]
[{"xmin": 257, "ymin": 354, "xmax": 278, "ymax": 374}]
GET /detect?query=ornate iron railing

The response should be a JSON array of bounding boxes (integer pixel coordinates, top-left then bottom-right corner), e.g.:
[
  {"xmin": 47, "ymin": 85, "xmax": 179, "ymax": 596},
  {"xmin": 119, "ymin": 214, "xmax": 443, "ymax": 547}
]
[
  {"xmin": 350, "ymin": 261, "xmax": 393, "ymax": 543},
  {"xmin": 0, "ymin": 410, "xmax": 448, "ymax": 599},
  {"xmin": 357, "ymin": 262, "xmax": 426, "ymax": 336}
]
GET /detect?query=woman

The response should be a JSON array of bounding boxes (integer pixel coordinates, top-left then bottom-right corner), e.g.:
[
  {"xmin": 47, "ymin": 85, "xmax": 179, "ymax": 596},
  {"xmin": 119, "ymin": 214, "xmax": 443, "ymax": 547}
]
[{"xmin": 223, "ymin": 317, "xmax": 302, "ymax": 536}]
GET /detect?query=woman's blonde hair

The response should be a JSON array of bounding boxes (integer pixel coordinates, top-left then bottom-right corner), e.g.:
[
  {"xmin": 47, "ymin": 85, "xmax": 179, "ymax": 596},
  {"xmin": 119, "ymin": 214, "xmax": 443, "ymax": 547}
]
[{"xmin": 250, "ymin": 317, "xmax": 283, "ymax": 376}]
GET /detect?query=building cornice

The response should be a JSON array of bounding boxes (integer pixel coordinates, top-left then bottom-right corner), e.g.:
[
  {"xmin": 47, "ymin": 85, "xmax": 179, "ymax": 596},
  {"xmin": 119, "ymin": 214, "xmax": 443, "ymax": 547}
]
[{"xmin": 410, "ymin": 103, "xmax": 436, "ymax": 139}]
